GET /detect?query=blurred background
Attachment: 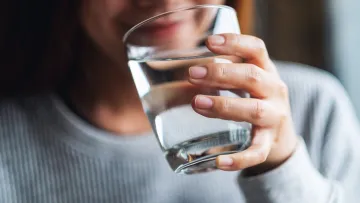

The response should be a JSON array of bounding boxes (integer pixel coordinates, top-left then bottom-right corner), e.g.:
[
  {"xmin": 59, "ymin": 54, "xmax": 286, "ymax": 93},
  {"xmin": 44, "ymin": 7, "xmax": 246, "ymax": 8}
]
[{"xmin": 236, "ymin": 0, "xmax": 360, "ymax": 116}]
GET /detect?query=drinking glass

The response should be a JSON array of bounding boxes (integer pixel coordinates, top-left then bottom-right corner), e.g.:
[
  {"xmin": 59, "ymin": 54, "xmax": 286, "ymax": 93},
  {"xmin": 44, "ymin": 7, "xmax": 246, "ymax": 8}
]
[{"xmin": 123, "ymin": 5, "xmax": 252, "ymax": 174}]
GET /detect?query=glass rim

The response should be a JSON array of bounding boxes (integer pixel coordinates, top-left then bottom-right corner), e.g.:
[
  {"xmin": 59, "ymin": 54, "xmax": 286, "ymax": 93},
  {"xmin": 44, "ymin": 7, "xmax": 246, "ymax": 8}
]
[{"xmin": 122, "ymin": 4, "xmax": 236, "ymax": 43}]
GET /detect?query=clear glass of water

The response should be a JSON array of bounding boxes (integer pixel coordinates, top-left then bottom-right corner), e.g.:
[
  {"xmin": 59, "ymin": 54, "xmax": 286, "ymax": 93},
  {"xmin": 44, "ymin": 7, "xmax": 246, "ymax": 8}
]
[{"xmin": 123, "ymin": 5, "xmax": 252, "ymax": 174}]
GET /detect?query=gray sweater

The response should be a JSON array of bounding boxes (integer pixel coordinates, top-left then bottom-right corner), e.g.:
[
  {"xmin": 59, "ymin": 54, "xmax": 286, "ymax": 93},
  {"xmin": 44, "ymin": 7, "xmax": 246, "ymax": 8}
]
[{"xmin": 1, "ymin": 61, "xmax": 360, "ymax": 203}]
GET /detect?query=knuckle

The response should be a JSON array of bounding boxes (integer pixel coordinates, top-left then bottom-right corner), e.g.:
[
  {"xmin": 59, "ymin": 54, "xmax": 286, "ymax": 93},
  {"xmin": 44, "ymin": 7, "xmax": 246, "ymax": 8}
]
[
  {"xmin": 245, "ymin": 65, "xmax": 262, "ymax": 85},
  {"xmin": 277, "ymin": 110, "xmax": 288, "ymax": 124},
  {"xmin": 232, "ymin": 155, "xmax": 246, "ymax": 169},
  {"xmin": 252, "ymin": 101, "xmax": 266, "ymax": 120},
  {"xmin": 228, "ymin": 33, "xmax": 239, "ymax": 44},
  {"xmin": 277, "ymin": 81, "xmax": 289, "ymax": 98},
  {"xmin": 219, "ymin": 98, "xmax": 232, "ymax": 113},
  {"xmin": 254, "ymin": 37, "xmax": 266, "ymax": 49},
  {"xmin": 214, "ymin": 63, "xmax": 228, "ymax": 79},
  {"xmin": 253, "ymin": 37, "xmax": 267, "ymax": 56},
  {"xmin": 256, "ymin": 38, "xmax": 266, "ymax": 49},
  {"xmin": 256, "ymin": 149, "xmax": 268, "ymax": 163}
]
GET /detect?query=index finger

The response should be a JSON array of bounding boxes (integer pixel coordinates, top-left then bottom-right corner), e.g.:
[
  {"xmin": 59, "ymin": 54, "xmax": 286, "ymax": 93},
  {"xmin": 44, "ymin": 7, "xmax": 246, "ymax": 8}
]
[
  {"xmin": 206, "ymin": 34, "xmax": 274, "ymax": 71},
  {"xmin": 143, "ymin": 81, "xmax": 219, "ymax": 114}
]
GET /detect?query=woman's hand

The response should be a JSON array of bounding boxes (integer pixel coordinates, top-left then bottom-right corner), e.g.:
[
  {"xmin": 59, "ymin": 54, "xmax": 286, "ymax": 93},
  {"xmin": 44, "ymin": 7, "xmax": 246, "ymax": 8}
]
[{"xmin": 188, "ymin": 34, "xmax": 298, "ymax": 175}]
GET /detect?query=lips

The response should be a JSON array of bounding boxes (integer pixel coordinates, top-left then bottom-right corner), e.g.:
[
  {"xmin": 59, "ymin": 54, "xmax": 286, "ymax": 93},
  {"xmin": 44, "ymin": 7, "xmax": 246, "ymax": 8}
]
[{"xmin": 136, "ymin": 21, "xmax": 182, "ymax": 38}]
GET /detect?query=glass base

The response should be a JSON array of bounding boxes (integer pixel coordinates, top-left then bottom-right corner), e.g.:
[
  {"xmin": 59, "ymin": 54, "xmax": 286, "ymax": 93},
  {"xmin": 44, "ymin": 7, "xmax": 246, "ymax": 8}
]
[{"xmin": 165, "ymin": 129, "xmax": 251, "ymax": 174}]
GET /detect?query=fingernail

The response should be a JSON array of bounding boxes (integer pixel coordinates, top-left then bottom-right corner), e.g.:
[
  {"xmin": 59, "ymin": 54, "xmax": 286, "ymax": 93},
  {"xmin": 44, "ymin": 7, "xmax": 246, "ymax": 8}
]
[
  {"xmin": 208, "ymin": 35, "xmax": 225, "ymax": 46},
  {"xmin": 189, "ymin": 66, "xmax": 207, "ymax": 79},
  {"xmin": 195, "ymin": 96, "xmax": 214, "ymax": 109},
  {"xmin": 218, "ymin": 156, "xmax": 234, "ymax": 167}
]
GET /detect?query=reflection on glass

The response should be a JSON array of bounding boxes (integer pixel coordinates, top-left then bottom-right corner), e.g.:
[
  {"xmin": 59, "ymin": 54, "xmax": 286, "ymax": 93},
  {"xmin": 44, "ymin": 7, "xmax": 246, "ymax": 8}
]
[{"xmin": 124, "ymin": 5, "xmax": 251, "ymax": 174}]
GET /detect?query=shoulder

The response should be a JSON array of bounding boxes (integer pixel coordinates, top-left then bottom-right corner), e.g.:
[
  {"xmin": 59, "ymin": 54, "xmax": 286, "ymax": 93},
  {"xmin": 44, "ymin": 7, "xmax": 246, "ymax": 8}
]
[
  {"xmin": 276, "ymin": 60, "xmax": 344, "ymax": 97},
  {"xmin": 0, "ymin": 95, "xmax": 53, "ymax": 161},
  {"xmin": 0, "ymin": 97, "xmax": 30, "ymax": 150},
  {"xmin": 0, "ymin": 95, "xmax": 53, "ymax": 144},
  {"xmin": 0, "ymin": 95, "xmax": 52, "ymax": 201},
  {"xmin": 275, "ymin": 61, "xmax": 358, "ymax": 142},
  {"xmin": 0, "ymin": 96, "xmax": 38, "ymax": 126},
  {"xmin": 0, "ymin": 97, "xmax": 30, "ymax": 132},
  {"xmin": 275, "ymin": 60, "xmax": 348, "ymax": 109}
]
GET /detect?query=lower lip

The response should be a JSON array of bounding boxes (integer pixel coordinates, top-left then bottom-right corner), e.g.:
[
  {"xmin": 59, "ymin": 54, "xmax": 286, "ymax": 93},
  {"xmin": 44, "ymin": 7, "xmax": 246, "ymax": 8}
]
[{"xmin": 140, "ymin": 22, "xmax": 182, "ymax": 38}]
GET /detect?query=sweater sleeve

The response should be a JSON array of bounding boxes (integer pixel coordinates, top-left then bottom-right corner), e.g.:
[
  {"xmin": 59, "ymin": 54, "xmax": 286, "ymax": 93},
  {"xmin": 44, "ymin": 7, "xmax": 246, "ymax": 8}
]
[
  {"xmin": 238, "ymin": 137, "xmax": 341, "ymax": 202},
  {"xmin": 237, "ymin": 68, "xmax": 360, "ymax": 203}
]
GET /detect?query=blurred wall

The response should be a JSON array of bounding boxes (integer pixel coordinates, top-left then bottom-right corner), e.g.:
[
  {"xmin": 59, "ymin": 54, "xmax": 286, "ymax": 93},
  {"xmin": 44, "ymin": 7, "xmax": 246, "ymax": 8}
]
[
  {"xmin": 252, "ymin": 0, "xmax": 360, "ymax": 116},
  {"xmin": 326, "ymin": 0, "xmax": 360, "ymax": 116},
  {"xmin": 255, "ymin": 0, "xmax": 326, "ymax": 70}
]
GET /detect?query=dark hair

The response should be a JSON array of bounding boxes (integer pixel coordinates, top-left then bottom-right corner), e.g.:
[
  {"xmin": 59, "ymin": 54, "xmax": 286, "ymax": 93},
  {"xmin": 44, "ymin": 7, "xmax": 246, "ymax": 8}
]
[
  {"xmin": 226, "ymin": 0, "xmax": 236, "ymax": 8},
  {"xmin": 0, "ymin": 0, "xmax": 236, "ymax": 98},
  {"xmin": 0, "ymin": 0, "xmax": 81, "ymax": 97}
]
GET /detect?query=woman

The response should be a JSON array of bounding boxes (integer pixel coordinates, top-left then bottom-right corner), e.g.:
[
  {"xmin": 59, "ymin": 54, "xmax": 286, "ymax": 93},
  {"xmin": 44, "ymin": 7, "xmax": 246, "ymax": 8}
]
[{"xmin": 0, "ymin": 0, "xmax": 359, "ymax": 202}]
